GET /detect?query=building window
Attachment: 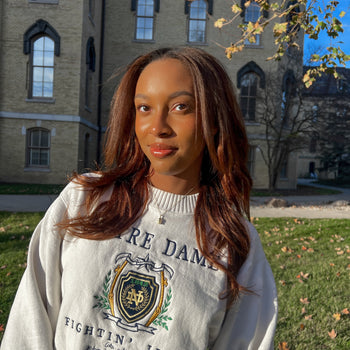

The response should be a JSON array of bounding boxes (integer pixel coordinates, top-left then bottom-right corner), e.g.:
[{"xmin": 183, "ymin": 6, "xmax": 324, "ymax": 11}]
[
  {"xmin": 187, "ymin": 0, "xmax": 207, "ymax": 43},
  {"xmin": 309, "ymin": 133, "xmax": 317, "ymax": 153},
  {"xmin": 244, "ymin": 1, "xmax": 261, "ymax": 45},
  {"xmin": 280, "ymin": 158, "xmax": 288, "ymax": 179},
  {"xmin": 24, "ymin": 20, "xmax": 60, "ymax": 100},
  {"xmin": 281, "ymin": 70, "xmax": 296, "ymax": 126},
  {"xmin": 247, "ymin": 146, "xmax": 256, "ymax": 177},
  {"xmin": 26, "ymin": 128, "xmax": 50, "ymax": 167},
  {"xmin": 237, "ymin": 61, "xmax": 265, "ymax": 121},
  {"xmin": 31, "ymin": 36, "xmax": 55, "ymax": 98},
  {"xmin": 135, "ymin": 0, "xmax": 155, "ymax": 40},
  {"xmin": 240, "ymin": 73, "xmax": 258, "ymax": 121}
]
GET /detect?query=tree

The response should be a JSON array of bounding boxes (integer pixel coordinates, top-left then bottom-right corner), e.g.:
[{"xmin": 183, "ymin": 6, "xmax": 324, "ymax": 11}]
[
  {"xmin": 255, "ymin": 69, "xmax": 317, "ymax": 190},
  {"xmin": 214, "ymin": 0, "xmax": 350, "ymax": 87}
]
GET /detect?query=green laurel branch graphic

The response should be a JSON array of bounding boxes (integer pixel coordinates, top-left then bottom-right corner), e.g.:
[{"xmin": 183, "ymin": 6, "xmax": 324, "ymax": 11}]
[
  {"xmin": 93, "ymin": 270, "xmax": 112, "ymax": 310},
  {"xmin": 153, "ymin": 288, "xmax": 173, "ymax": 331}
]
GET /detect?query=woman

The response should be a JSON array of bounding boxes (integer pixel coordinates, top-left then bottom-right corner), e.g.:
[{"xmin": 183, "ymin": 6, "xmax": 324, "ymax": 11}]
[{"xmin": 1, "ymin": 47, "xmax": 277, "ymax": 349}]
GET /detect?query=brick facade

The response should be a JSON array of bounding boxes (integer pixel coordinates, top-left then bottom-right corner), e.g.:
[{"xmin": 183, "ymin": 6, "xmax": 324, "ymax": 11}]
[{"xmin": 0, "ymin": 0, "xmax": 302, "ymax": 188}]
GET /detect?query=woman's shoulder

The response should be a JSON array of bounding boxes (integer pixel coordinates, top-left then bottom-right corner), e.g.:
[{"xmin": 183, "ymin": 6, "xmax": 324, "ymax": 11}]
[
  {"xmin": 59, "ymin": 172, "xmax": 113, "ymax": 216},
  {"xmin": 243, "ymin": 219, "xmax": 268, "ymax": 263}
]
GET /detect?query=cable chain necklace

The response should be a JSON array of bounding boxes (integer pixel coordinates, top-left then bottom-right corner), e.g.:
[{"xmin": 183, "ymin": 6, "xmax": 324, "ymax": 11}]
[{"xmin": 155, "ymin": 186, "xmax": 196, "ymax": 224}]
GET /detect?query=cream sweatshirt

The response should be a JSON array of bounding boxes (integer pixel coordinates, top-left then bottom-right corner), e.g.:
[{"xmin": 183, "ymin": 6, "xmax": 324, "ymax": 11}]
[{"xmin": 1, "ymin": 180, "xmax": 277, "ymax": 350}]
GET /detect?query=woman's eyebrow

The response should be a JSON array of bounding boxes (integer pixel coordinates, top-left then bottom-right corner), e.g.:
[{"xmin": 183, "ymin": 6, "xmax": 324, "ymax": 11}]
[
  {"xmin": 134, "ymin": 93, "xmax": 149, "ymax": 100},
  {"xmin": 134, "ymin": 91, "xmax": 194, "ymax": 100},
  {"xmin": 169, "ymin": 91, "xmax": 194, "ymax": 99}
]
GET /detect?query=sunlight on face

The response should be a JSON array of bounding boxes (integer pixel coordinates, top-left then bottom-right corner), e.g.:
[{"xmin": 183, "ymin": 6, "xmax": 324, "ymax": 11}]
[{"xmin": 134, "ymin": 58, "xmax": 205, "ymax": 187}]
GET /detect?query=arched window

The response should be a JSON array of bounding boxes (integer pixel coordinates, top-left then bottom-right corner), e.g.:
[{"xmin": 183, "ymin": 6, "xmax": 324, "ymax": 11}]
[
  {"xmin": 240, "ymin": 73, "xmax": 259, "ymax": 121},
  {"xmin": 26, "ymin": 128, "xmax": 50, "ymax": 167},
  {"xmin": 237, "ymin": 62, "xmax": 265, "ymax": 121},
  {"xmin": 244, "ymin": 1, "xmax": 261, "ymax": 45},
  {"xmin": 31, "ymin": 36, "xmax": 55, "ymax": 98},
  {"xmin": 134, "ymin": 0, "xmax": 155, "ymax": 40},
  {"xmin": 24, "ymin": 19, "xmax": 60, "ymax": 100},
  {"xmin": 245, "ymin": 1, "xmax": 260, "ymax": 22},
  {"xmin": 187, "ymin": 0, "xmax": 207, "ymax": 43}
]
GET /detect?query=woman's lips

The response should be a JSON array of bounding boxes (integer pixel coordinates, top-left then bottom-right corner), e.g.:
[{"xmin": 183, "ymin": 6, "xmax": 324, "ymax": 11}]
[{"xmin": 149, "ymin": 143, "xmax": 177, "ymax": 158}]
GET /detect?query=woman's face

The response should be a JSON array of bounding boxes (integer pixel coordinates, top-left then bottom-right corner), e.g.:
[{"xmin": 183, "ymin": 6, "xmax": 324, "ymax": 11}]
[{"xmin": 134, "ymin": 58, "xmax": 205, "ymax": 187}]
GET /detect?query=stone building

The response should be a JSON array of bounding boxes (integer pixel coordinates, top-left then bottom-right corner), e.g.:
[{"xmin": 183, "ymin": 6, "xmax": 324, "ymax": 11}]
[
  {"xmin": 298, "ymin": 67, "xmax": 350, "ymax": 180},
  {"xmin": 0, "ymin": 0, "xmax": 303, "ymax": 189},
  {"xmin": 0, "ymin": 0, "xmax": 103, "ymax": 184}
]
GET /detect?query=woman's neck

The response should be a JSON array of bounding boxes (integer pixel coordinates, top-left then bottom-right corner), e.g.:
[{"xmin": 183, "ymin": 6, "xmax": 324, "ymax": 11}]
[{"xmin": 149, "ymin": 173, "xmax": 199, "ymax": 195}]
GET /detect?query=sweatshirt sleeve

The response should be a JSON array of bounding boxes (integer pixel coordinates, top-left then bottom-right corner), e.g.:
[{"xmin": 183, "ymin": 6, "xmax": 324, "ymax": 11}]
[
  {"xmin": 211, "ymin": 223, "xmax": 278, "ymax": 350},
  {"xmin": 1, "ymin": 190, "xmax": 69, "ymax": 350}
]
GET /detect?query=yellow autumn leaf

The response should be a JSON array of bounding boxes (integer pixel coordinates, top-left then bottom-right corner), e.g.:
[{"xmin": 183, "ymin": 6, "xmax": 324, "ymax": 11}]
[
  {"xmin": 273, "ymin": 22, "xmax": 288, "ymax": 36},
  {"xmin": 231, "ymin": 4, "xmax": 242, "ymax": 13},
  {"xmin": 244, "ymin": 1, "xmax": 251, "ymax": 8},
  {"xmin": 328, "ymin": 329, "xmax": 337, "ymax": 339},
  {"xmin": 278, "ymin": 342, "xmax": 289, "ymax": 350},
  {"xmin": 333, "ymin": 313, "xmax": 341, "ymax": 321},
  {"xmin": 214, "ymin": 18, "xmax": 227, "ymax": 29}
]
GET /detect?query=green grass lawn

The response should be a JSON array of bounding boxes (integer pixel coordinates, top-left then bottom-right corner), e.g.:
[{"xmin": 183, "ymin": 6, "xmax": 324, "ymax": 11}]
[
  {"xmin": 0, "ymin": 182, "xmax": 341, "ymax": 196},
  {"xmin": 1, "ymin": 213, "xmax": 349, "ymax": 348},
  {"xmin": 0, "ymin": 183, "xmax": 65, "ymax": 195},
  {"xmin": 253, "ymin": 217, "xmax": 350, "ymax": 349}
]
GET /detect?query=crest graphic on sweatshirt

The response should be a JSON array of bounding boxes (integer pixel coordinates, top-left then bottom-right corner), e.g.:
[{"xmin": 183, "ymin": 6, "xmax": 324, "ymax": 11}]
[{"xmin": 93, "ymin": 253, "xmax": 174, "ymax": 334}]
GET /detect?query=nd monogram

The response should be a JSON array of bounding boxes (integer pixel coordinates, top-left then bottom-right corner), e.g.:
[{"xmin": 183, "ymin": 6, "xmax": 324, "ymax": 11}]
[{"xmin": 94, "ymin": 253, "xmax": 174, "ymax": 334}]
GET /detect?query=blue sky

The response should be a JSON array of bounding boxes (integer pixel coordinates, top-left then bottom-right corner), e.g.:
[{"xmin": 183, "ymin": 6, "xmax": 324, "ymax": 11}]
[{"xmin": 303, "ymin": 1, "xmax": 350, "ymax": 67}]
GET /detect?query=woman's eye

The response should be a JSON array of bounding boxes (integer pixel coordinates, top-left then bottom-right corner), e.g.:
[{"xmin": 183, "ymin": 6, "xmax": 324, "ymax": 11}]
[
  {"xmin": 137, "ymin": 105, "xmax": 150, "ymax": 112},
  {"xmin": 173, "ymin": 104, "xmax": 187, "ymax": 112}
]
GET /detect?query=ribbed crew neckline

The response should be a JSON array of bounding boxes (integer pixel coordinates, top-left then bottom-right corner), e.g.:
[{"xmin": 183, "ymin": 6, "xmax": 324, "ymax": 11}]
[{"xmin": 148, "ymin": 186, "xmax": 199, "ymax": 215}]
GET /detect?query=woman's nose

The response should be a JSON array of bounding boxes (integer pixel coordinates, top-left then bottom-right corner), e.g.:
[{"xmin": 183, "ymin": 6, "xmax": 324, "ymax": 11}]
[{"xmin": 150, "ymin": 108, "xmax": 172, "ymax": 136}]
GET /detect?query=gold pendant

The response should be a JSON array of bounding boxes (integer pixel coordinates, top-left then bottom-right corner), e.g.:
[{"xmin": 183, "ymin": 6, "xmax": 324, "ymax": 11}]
[{"xmin": 158, "ymin": 215, "xmax": 165, "ymax": 224}]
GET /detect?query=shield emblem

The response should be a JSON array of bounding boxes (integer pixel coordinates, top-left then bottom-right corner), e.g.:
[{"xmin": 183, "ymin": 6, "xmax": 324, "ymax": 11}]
[{"xmin": 116, "ymin": 271, "xmax": 159, "ymax": 324}]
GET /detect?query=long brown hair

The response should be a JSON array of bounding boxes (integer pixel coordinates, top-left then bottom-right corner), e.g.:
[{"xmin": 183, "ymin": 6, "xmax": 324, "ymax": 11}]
[{"xmin": 59, "ymin": 47, "xmax": 252, "ymax": 304}]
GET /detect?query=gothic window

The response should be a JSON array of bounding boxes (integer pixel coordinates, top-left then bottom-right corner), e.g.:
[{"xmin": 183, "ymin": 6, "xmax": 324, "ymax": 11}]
[
  {"xmin": 24, "ymin": 19, "xmax": 60, "ymax": 100},
  {"xmin": 240, "ymin": 73, "xmax": 258, "ymax": 121},
  {"xmin": 31, "ymin": 36, "xmax": 54, "ymax": 98},
  {"xmin": 26, "ymin": 128, "xmax": 50, "ymax": 167},
  {"xmin": 237, "ymin": 62, "xmax": 265, "ymax": 122},
  {"xmin": 244, "ymin": 1, "xmax": 261, "ymax": 45}
]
